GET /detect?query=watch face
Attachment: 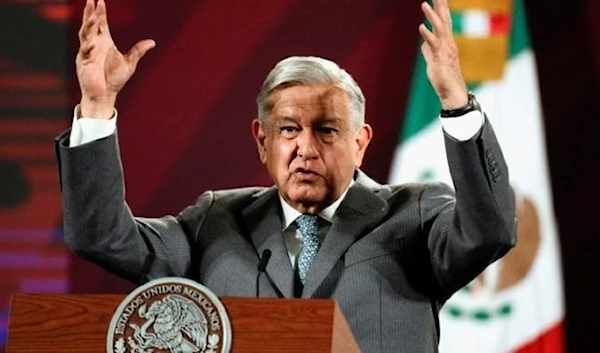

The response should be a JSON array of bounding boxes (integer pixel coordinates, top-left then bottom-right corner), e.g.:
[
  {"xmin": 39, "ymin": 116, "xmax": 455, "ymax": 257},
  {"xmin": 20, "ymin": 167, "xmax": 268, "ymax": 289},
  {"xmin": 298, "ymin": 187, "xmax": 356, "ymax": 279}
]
[{"xmin": 469, "ymin": 93, "xmax": 482, "ymax": 112}]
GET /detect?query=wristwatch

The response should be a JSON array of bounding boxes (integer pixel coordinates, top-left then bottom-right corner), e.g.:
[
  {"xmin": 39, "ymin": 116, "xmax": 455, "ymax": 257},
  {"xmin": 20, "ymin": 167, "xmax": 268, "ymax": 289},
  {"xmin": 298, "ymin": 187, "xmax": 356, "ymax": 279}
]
[{"xmin": 440, "ymin": 92, "xmax": 481, "ymax": 118}]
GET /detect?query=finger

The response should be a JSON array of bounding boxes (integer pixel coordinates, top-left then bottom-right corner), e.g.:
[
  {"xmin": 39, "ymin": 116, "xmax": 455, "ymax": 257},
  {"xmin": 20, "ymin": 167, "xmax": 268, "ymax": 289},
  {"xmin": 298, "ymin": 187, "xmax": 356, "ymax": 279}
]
[
  {"xmin": 96, "ymin": 0, "xmax": 111, "ymax": 36},
  {"xmin": 79, "ymin": 15, "xmax": 98, "ymax": 44},
  {"xmin": 125, "ymin": 39, "xmax": 156, "ymax": 70},
  {"xmin": 419, "ymin": 23, "xmax": 438, "ymax": 49},
  {"xmin": 420, "ymin": 41, "xmax": 433, "ymax": 61},
  {"xmin": 437, "ymin": 0, "xmax": 452, "ymax": 24},
  {"xmin": 82, "ymin": 0, "xmax": 94, "ymax": 24},
  {"xmin": 79, "ymin": 43, "xmax": 96, "ymax": 59},
  {"xmin": 430, "ymin": 0, "xmax": 452, "ymax": 31},
  {"xmin": 421, "ymin": 1, "xmax": 444, "ymax": 35}
]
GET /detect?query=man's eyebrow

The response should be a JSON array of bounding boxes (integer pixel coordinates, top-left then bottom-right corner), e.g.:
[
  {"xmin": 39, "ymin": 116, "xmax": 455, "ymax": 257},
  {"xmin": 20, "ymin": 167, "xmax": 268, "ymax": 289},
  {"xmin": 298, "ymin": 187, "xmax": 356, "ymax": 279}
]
[
  {"xmin": 272, "ymin": 116, "xmax": 343, "ymax": 124},
  {"xmin": 277, "ymin": 116, "xmax": 298, "ymax": 124},
  {"xmin": 317, "ymin": 116, "xmax": 342, "ymax": 124}
]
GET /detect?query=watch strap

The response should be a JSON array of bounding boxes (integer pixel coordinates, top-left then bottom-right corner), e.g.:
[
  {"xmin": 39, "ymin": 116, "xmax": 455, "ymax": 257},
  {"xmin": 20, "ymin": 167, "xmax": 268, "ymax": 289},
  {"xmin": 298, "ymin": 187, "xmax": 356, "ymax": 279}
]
[{"xmin": 440, "ymin": 92, "xmax": 481, "ymax": 118}]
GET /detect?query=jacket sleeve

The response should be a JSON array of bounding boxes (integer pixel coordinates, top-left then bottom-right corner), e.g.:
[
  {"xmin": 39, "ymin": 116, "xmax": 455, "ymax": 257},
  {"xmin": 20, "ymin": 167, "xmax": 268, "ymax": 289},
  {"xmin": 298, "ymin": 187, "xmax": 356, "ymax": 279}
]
[
  {"xmin": 421, "ymin": 117, "xmax": 517, "ymax": 298},
  {"xmin": 55, "ymin": 129, "xmax": 211, "ymax": 284}
]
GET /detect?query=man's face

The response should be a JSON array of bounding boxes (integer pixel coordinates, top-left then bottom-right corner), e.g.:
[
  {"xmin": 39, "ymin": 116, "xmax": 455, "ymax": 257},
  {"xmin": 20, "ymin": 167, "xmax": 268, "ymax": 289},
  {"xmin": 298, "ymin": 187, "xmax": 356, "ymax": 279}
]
[{"xmin": 252, "ymin": 84, "xmax": 372, "ymax": 214}]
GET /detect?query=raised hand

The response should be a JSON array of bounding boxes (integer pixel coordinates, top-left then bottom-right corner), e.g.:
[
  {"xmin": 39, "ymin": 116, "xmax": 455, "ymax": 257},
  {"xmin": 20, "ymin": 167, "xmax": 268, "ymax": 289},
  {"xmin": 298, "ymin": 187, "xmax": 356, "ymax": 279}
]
[
  {"xmin": 419, "ymin": 0, "xmax": 468, "ymax": 110},
  {"xmin": 76, "ymin": 0, "xmax": 155, "ymax": 119}
]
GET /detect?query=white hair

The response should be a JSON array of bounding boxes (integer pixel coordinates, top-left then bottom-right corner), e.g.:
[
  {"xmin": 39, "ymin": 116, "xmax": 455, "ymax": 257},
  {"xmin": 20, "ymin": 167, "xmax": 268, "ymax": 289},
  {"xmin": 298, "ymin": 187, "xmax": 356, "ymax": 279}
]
[{"xmin": 256, "ymin": 56, "xmax": 366, "ymax": 129}]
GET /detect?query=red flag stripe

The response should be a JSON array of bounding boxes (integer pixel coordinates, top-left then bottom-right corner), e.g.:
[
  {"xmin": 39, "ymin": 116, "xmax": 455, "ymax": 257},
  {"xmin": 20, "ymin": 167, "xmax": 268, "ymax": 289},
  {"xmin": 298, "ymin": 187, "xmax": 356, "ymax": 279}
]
[
  {"xmin": 491, "ymin": 13, "xmax": 511, "ymax": 35},
  {"xmin": 514, "ymin": 321, "xmax": 565, "ymax": 353}
]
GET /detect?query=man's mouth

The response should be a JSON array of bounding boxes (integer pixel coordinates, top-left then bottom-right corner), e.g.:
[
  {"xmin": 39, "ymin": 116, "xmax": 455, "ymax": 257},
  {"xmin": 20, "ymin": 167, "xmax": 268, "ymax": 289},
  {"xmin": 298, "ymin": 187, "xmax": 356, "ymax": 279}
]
[{"xmin": 292, "ymin": 168, "xmax": 320, "ymax": 181}]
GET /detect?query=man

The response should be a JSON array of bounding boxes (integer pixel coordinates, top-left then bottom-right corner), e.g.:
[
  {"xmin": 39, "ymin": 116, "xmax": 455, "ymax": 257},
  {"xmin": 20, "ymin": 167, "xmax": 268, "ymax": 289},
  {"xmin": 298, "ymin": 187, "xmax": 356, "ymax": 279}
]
[{"xmin": 56, "ymin": 0, "xmax": 516, "ymax": 352}]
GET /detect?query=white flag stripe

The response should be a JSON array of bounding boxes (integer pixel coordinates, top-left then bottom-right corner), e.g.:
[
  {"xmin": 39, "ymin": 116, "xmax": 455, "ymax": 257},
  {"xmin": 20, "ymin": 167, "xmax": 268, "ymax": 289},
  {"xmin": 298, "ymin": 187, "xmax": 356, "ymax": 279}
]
[{"xmin": 463, "ymin": 10, "xmax": 490, "ymax": 37}]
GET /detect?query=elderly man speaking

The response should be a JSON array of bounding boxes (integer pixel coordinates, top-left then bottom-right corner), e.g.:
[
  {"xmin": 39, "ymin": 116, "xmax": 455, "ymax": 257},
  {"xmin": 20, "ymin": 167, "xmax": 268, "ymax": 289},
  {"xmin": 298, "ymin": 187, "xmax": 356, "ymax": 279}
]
[{"xmin": 55, "ymin": 0, "xmax": 517, "ymax": 352}]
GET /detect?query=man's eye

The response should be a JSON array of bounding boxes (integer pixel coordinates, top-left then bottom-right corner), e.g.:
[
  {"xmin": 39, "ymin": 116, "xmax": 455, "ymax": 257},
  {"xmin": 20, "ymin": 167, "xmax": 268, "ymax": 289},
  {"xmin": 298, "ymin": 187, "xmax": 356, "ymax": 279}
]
[
  {"xmin": 281, "ymin": 126, "xmax": 297, "ymax": 133},
  {"xmin": 280, "ymin": 126, "xmax": 300, "ymax": 137},
  {"xmin": 319, "ymin": 127, "xmax": 337, "ymax": 135}
]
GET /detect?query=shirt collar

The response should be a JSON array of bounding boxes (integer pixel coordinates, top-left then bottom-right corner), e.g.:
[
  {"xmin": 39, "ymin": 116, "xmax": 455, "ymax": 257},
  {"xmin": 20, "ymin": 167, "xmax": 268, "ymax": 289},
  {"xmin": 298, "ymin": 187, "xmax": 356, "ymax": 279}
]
[{"xmin": 279, "ymin": 180, "xmax": 354, "ymax": 229}]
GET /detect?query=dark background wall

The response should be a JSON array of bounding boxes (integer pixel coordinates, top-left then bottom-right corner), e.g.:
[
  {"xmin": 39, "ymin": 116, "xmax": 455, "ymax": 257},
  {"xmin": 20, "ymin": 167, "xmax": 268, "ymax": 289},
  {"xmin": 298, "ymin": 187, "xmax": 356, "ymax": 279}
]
[
  {"xmin": 0, "ymin": 1, "xmax": 598, "ymax": 352},
  {"xmin": 529, "ymin": 2, "xmax": 600, "ymax": 351}
]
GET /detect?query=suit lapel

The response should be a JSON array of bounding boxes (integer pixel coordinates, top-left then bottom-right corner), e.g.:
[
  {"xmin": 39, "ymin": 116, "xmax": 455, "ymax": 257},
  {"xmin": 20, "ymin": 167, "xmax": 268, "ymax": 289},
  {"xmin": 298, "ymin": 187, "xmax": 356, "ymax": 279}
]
[
  {"xmin": 302, "ymin": 183, "xmax": 388, "ymax": 298},
  {"xmin": 242, "ymin": 188, "xmax": 295, "ymax": 298}
]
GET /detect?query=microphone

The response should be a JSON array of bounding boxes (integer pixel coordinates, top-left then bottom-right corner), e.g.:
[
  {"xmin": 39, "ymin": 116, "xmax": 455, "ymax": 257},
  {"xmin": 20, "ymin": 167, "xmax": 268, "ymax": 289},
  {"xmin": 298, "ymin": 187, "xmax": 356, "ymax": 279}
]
[
  {"xmin": 258, "ymin": 249, "xmax": 272, "ymax": 272},
  {"xmin": 256, "ymin": 249, "xmax": 272, "ymax": 297}
]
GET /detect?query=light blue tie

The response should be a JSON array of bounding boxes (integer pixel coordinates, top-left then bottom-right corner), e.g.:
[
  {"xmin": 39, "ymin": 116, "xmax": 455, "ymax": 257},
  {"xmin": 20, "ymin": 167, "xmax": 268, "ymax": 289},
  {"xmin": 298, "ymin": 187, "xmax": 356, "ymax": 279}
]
[{"xmin": 296, "ymin": 214, "xmax": 321, "ymax": 284}]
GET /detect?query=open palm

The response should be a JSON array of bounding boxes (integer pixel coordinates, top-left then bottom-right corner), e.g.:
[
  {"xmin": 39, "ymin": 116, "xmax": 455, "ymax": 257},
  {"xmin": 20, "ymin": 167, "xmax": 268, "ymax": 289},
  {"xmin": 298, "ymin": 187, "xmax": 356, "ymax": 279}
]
[
  {"xmin": 76, "ymin": 0, "xmax": 155, "ymax": 118},
  {"xmin": 418, "ymin": 0, "xmax": 468, "ymax": 110}
]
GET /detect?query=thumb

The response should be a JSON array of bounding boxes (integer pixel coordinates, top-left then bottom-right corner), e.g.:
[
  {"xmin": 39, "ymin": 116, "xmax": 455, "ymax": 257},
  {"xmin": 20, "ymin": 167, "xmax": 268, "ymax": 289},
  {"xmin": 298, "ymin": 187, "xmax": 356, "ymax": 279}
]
[{"xmin": 125, "ymin": 39, "xmax": 156, "ymax": 70}]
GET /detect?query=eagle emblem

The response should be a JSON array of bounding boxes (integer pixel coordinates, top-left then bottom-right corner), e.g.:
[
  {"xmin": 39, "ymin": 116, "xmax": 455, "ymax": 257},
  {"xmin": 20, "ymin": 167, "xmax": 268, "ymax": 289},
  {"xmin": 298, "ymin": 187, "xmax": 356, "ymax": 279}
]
[
  {"xmin": 107, "ymin": 277, "xmax": 231, "ymax": 353},
  {"xmin": 129, "ymin": 294, "xmax": 216, "ymax": 353}
]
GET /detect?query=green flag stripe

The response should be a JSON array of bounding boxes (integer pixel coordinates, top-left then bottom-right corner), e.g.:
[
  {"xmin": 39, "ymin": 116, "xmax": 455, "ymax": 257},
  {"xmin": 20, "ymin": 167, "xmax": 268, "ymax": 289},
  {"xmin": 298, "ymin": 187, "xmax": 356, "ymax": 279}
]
[
  {"xmin": 509, "ymin": 0, "xmax": 529, "ymax": 57},
  {"xmin": 400, "ymin": 55, "xmax": 440, "ymax": 141},
  {"xmin": 400, "ymin": 0, "xmax": 531, "ymax": 143},
  {"xmin": 451, "ymin": 12, "xmax": 463, "ymax": 33}
]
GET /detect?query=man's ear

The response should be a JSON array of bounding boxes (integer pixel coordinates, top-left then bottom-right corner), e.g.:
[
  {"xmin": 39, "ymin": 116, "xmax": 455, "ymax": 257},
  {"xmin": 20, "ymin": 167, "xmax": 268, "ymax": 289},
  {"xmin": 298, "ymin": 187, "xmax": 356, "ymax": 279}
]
[
  {"xmin": 354, "ymin": 124, "xmax": 373, "ymax": 168},
  {"xmin": 252, "ymin": 119, "xmax": 268, "ymax": 164}
]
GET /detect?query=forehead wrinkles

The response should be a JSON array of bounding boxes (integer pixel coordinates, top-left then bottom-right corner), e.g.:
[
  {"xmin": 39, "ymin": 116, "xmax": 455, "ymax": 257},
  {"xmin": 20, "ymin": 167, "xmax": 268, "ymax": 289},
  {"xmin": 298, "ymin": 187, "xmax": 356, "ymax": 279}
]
[{"xmin": 269, "ymin": 85, "xmax": 350, "ymax": 120}]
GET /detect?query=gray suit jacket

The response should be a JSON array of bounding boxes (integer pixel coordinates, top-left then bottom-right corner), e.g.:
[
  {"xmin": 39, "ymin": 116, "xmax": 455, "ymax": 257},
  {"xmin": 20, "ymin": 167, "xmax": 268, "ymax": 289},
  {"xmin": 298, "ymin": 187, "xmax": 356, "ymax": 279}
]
[{"xmin": 55, "ymin": 119, "xmax": 516, "ymax": 353}]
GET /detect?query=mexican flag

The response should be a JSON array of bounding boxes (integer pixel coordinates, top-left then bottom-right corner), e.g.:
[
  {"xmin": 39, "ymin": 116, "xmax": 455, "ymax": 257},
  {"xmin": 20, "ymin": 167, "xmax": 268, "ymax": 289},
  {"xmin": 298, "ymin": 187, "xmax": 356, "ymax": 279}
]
[{"xmin": 388, "ymin": 0, "xmax": 565, "ymax": 351}]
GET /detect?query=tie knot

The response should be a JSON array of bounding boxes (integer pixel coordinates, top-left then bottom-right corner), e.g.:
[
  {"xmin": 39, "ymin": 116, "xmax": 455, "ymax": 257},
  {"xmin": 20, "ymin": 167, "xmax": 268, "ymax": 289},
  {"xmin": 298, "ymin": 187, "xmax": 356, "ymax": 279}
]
[{"xmin": 295, "ymin": 214, "xmax": 320, "ymax": 237}]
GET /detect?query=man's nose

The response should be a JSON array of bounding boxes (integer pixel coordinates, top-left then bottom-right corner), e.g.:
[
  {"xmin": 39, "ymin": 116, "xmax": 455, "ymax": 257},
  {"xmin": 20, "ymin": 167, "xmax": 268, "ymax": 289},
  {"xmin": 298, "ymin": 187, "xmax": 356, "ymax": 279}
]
[{"xmin": 297, "ymin": 130, "xmax": 319, "ymax": 160}]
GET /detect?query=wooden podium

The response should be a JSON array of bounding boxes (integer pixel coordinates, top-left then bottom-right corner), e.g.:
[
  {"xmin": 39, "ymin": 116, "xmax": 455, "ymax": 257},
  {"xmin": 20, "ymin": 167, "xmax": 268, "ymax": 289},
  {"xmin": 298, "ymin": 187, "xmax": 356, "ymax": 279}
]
[{"xmin": 6, "ymin": 294, "xmax": 360, "ymax": 352}]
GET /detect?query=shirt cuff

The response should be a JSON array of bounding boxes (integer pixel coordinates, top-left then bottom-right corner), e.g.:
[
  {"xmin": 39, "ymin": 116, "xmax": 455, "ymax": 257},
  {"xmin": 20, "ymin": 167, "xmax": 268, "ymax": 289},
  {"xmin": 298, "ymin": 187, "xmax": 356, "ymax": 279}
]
[
  {"xmin": 439, "ymin": 109, "xmax": 484, "ymax": 141},
  {"xmin": 69, "ymin": 105, "xmax": 118, "ymax": 147}
]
